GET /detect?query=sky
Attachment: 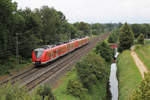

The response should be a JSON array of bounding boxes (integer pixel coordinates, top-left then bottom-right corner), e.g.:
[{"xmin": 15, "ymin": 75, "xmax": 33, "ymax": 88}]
[{"xmin": 12, "ymin": 0, "xmax": 150, "ymax": 24}]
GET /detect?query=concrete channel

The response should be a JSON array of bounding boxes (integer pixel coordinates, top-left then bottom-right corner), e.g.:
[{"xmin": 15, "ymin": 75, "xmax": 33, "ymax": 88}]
[{"xmin": 109, "ymin": 48, "xmax": 119, "ymax": 100}]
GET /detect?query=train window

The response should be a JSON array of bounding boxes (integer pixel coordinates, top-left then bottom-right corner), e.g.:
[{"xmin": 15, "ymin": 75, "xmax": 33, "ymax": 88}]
[
  {"xmin": 62, "ymin": 48, "xmax": 64, "ymax": 52},
  {"xmin": 47, "ymin": 51, "xmax": 51, "ymax": 58},
  {"xmin": 34, "ymin": 48, "xmax": 44, "ymax": 59},
  {"xmin": 59, "ymin": 49, "xmax": 61, "ymax": 53},
  {"xmin": 51, "ymin": 52, "xmax": 54, "ymax": 58}
]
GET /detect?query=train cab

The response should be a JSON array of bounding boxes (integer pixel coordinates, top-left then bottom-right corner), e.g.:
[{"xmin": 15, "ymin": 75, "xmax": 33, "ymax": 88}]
[{"xmin": 32, "ymin": 48, "xmax": 45, "ymax": 65}]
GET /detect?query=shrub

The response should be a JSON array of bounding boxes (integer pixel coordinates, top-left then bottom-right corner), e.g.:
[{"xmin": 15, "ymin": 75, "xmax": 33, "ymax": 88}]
[
  {"xmin": 95, "ymin": 41, "xmax": 113, "ymax": 62},
  {"xmin": 134, "ymin": 45, "xmax": 142, "ymax": 51},
  {"xmin": 0, "ymin": 83, "xmax": 35, "ymax": 100},
  {"xmin": 0, "ymin": 83, "xmax": 56, "ymax": 100},
  {"xmin": 130, "ymin": 73, "xmax": 150, "ymax": 100},
  {"xmin": 137, "ymin": 33, "xmax": 144, "ymax": 45},
  {"xmin": 36, "ymin": 85, "xmax": 56, "ymax": 100},
  {"xmin": 67, "ymin": 80, "xmax": 87, "ymax": 98},
  {"xmin": 76, "ymin": 52, "xmax": 109, "ymax": 89},
  {"xmin": 108, "ymin": 29, "xmax": 119, "ymax": 43}
]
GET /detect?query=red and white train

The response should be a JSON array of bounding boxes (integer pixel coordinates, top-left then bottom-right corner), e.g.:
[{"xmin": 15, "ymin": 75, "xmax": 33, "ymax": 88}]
[{"xmin": 32, "ymin": 37, "xmax": 89, "ymax": 66}]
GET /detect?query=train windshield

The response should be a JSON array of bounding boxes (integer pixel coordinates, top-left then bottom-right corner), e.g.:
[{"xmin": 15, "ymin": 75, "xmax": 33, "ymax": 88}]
[{"xmin": 34, "ymin": 48, "xmax": 44, "ymax": 59}]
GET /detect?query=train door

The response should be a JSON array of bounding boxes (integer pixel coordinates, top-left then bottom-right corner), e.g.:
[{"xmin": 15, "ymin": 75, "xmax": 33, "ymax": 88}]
[
  {"xmin": 53, "ymin": 49, "xmax": 56, "ymax": 58},
  {"xmin": 47, "ymin": 51, "xmax": 51, "ymax": 61},
  {"xmin": 67, "ymin": 43, "xmax": 70, "ymax": 52},
  {"xmin": 56, "ymin": 49, "xmax": 59, "ymax": 57},
  {"xmin": 51, "ymin": 50, "xmax": 54, "ymax": 60}
]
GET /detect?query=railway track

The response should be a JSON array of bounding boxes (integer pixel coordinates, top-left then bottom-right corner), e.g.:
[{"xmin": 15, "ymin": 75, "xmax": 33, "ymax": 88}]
[
  {"xmin": 0, "ymin": 33, "xmax": 109, "ymax": 91},
  {"xmin": 25, "ymin": 33, "xmax": 109, "ymax": 91}
]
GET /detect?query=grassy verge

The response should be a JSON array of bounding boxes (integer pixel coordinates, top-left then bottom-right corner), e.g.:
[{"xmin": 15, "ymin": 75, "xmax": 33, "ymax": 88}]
[
  {"xmin": 53, "ymin": 67, "xmax": 108, "ymax": 100},
  {"xmin": 145, "ymin": 39, "xmax": 150, "ymax": 45},
  {"xmin": 135, "ymin": 45, "xmax": 150, "ymax": 70},
  {"xmin": 117, "ymin": 50, "xmax": 142, "ymax": 100}
]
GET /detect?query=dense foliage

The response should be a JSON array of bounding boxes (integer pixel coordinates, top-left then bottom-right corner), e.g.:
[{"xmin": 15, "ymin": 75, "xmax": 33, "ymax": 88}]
[
  {"xmin": 66, "ymin": 40, "xmax": 112, "ymax": 99},
  {"xmin": 75, "ymin": 52, "xmax": 109, "ymax": 89},
  {"xmin": 118, "ymin": 23, "xmax": 134, "ymax": 52},
  {"xmin": 108, "ymin": 29, "xmax": 120, "ymax": 43},
  {"xmin": 137, "ymin": 34, "xmax": 144, "ymax": 45},
  {"xmin": 67, "ymin": 80, "xmax": 87, "ymax": 98},
  {"xmin": 36, "ymin": 85, "xmax": 56, "ymax": 100},
  {"xmin": 0, "ymin": 0, "xmax": 118, "ymax": 75},
  {"xmin": 66, "ymin": 50, "xmax": 110, "ymax": 100},
  {"xmin": 95, "ymin": 41, "xmax": 113, "ymax": 62},
  {"xmin": 130, "ymin": 73, "xmax": 150, "ymax": 100},
  {"xmin": 0, "ymin": 84, "xmax": 56, "ymax": 100},
  {"xmin": 130, "ymin": 24, "xmax": 150, "ymax": 38}
]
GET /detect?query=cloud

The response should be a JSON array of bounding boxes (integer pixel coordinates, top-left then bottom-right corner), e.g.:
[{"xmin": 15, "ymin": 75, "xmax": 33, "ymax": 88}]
[{"xmin": 13, "ymin": 0, "xmax": 150, "ymax": 23}]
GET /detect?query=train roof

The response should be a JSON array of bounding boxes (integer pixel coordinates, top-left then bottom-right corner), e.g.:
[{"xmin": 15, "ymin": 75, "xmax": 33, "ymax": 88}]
[{"xmin": 35, "ymin": 37, "xmax": 89, "ymax": 50}]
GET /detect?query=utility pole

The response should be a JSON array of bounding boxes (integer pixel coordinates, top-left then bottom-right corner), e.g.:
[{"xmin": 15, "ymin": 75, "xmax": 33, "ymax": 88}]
[{"xmin": 16, "ymin": 33, "xmax": 19, "ymax": 65}]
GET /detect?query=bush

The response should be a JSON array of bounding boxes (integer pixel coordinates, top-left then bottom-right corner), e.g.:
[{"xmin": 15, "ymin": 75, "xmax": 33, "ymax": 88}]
[
  {"xmin": 108, "ymin": 29, "xmax": 119, "ymax": 43},
  {"xmin": 36, "ymin": 85, "xmax": 56, "ymax": 100},
  {"xmin": 134, "ymin": 45, "xmax": 142, "ymax": 51},
  {"xmin": 130, "ymin": 73, "xmax": 150, "ymax": 100},
  {"xmin": 137, "ymin": 33, "xmax": 144, "ymax": 45},
  {"xmin": 95, "ymin": 41, "xmax": 113, "ymax": 62},
  {"xmin": 76, "ymin": 52, "xmax": 109, "ymax": 89},
  {"xmin": 0, "ymin": 83, "xmax": 38, "ymax": 100},
  {"xmin": 0, "ymin": 84, "xmax": 56, "ymax": 100},
  {"xmin": 67, "ymin": 80, "xmax": 87, "ymax": 98}
]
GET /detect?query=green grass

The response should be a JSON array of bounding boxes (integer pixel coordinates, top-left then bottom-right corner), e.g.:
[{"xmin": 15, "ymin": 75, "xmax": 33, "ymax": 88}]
[
  {"xmin": 135, "ymin": 45, "xmax": 150, "ymax": 70},
  {"xmin": 53, "ymin": 67, "xmax": 108, "ymax": 100},
  {"xmin": 117, "ymin": 50, "xmax": 142, "ymax": 100},
  {"xmin": 145, "ymin": 39, "xmax": 150, "ymax": 45},
  {"xmin": 53, "ymin": 68, "xmax": 79, "ymax": 100}
]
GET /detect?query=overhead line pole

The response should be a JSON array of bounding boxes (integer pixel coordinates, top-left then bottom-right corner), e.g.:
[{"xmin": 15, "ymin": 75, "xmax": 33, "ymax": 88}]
[{"xmin": 16, "ymin": 33, "xmax": 19, "ymax": 65}]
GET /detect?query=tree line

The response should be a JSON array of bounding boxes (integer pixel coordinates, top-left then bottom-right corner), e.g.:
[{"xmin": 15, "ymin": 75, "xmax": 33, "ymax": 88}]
[
  {"xmin": 0, "ymin": 0, "xmax": 118, "ymax": 75},
  {"xmin": 0, "ymin": 0, "xmax": 117, "ymax": 62},
  {"xmin": 108, "ymin": 22, "xmax": 148, "ymax": 52}
]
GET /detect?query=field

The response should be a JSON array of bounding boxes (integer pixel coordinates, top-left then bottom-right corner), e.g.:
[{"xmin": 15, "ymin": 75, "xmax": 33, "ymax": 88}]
[
  {"xmin": 53, "ymin": 68, "xmax": 108, "ymax": 100},
  {"xmin": 117, "ymin": 50, "xmax": 142, "ymax": 100},
  {"xmin": 135, "ymin": 45, "xmax": 150, "ymax": 70}
]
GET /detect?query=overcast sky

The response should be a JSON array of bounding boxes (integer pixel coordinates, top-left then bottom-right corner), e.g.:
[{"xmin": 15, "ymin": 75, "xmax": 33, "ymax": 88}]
[{"xmin": 13, "ymin": 0, "xmax": 150, "ymax": 23}]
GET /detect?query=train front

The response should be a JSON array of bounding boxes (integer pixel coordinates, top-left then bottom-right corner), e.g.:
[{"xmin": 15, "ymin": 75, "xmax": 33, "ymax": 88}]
[{"xmin": 32, "ymin": 48, "xmax": 45, "ymax": 66}]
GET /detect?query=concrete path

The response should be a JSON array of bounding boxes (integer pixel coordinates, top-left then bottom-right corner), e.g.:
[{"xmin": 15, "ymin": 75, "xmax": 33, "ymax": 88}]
[{"xmin": 131, "ymin": 50, "xmax": 148, "ymax": 78}]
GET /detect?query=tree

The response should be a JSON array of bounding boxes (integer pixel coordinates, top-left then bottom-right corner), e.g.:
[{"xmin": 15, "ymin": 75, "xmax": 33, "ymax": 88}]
[
  {"xmin": 74, "ymin": 22, "xmax": 91, "ymax": 36},
  {"xmin": 36, "ymin": 85, "xmax": 56, "ymax": 100},
  {"xmin": 40, "ymin": 6, "xmax": 57, "ymax": 44},
  {"xmin": 118, "ymin": 23, "xmax": 134, "ymax": 52},
  {"xmin": 108, "ymin": 29, "xmax": 120, "ymax": 43},
  {"xmin": 67, "ymin": 80, "xmax": 87, "ymax": 98},
  {"xmin": 137, "ymin": 33, "xmax": 144, "ymax": 44},
  {"xmin": 95, "ymin": 41, "xmax": 113, "ymax": 62},
  {"xmin": 76, "ymin": 52, "xmax": 108, "ymax": 89},
  {"xmin": 130, "ymin": 73, "xmax": 150, "ymax": 100},
  {"xmin": 91, "ymin": 23, "xmax": 104, "ymax": 35},
  {"xmin": 0, "ymin": 0, "xmax": 17, "ymax": 58}
]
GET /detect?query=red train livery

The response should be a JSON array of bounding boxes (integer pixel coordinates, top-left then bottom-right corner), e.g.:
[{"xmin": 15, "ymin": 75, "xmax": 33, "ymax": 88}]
[{"xmin": 32, "ymin": 37, "xmax": 89, "ymax": 65}]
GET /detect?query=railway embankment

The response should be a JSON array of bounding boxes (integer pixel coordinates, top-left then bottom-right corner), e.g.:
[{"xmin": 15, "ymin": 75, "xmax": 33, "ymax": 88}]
[
  {"xmin": 134, "ymin": 45, "xmax": 150, "ymax": 70},
  {"xmin": 117, "ymin": 50, "xmax": 142, "ymax": 100},
  {"xmin": 0, "ymin": 34, "xmax": 111, "ymax": 100},
  {"xmin": 53, "ymin": 39, "xmax": 113, "ymax": 100},
  {"xmin": 125, "ymin": 44, "xmax": 150, "ymax": 99}
]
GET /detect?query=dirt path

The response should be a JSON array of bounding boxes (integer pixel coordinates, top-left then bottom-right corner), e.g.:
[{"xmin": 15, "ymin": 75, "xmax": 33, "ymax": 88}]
[{"xmin": 131, "ymin": 50, "xmax": 148, "ymax": 78}]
